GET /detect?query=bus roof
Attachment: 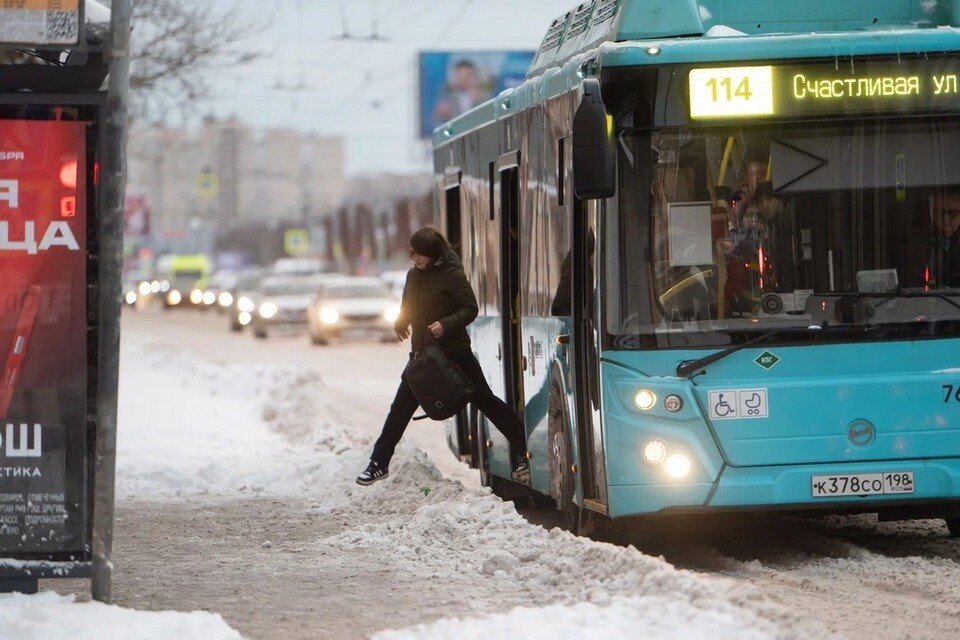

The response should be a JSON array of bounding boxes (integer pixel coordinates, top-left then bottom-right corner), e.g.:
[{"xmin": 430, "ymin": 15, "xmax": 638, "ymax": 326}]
[{"xmin": 432, "ymin": 0, "xmax": 960, "ymax": 146}]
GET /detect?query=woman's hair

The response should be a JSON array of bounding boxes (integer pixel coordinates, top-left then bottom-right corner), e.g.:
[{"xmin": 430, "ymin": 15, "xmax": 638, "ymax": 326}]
[{"xmin": 410, "ymin": 227, "xmax": 450, "ymax": 260}]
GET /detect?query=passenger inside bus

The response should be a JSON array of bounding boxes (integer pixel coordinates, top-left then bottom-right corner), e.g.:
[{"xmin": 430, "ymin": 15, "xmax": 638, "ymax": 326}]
[{"xmin": 929, "ymin": 190, "xmax": 960, "ymax": 288}]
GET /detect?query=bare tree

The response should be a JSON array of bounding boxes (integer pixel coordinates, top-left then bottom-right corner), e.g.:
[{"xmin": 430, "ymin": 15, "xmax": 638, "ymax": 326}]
[{"xmin": 130, "ymin": 0, "xmax": 265, "ymax": 121}]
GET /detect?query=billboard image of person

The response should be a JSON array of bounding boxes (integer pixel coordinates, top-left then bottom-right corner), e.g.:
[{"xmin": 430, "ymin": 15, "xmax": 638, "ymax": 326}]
[{"xmin": 418, "ymin": 51, "xmax": 536, "ymax": 138}]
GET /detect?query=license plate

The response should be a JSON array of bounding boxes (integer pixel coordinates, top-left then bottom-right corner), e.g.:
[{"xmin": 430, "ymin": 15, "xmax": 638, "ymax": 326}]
[{"xmin": 811, "ymin": 472, "xmax": 915, "ymax": 498}]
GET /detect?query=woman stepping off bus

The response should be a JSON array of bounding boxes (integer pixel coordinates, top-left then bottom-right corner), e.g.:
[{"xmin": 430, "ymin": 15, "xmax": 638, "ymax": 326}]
[{"xmin": 357, "ymin": 227, "xmax": 530, "ymax": 486}]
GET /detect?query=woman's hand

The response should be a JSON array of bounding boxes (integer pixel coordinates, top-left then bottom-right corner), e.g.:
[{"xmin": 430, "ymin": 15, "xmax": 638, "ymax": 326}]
[{"xmin": 428, "ymin": 321, "xmax": 445, "ymax": 339}]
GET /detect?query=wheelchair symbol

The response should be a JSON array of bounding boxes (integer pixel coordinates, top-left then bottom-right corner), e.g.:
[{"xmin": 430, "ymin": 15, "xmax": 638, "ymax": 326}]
[{"xmin": 713, "ymin": 393, "xmax": 735, "ymax": 418}]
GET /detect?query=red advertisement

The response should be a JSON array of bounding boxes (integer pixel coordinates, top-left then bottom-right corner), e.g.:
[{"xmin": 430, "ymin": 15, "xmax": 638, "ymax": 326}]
[{"xmin": 0, "ymin": 120, "xmax": 88, "ymax": 554}]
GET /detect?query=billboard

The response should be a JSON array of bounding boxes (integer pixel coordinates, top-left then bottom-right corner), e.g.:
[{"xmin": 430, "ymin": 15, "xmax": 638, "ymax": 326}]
[
  {"xmin": 0, "ymin": 119, "xmax": 89, "ymax": 556},
  {"xmin": 0, "ymin": 0, "xmax": 82, "ymax": 46},
  {"xmin": 418, "ymin": 51, "xmax": 536, "ymax": 139}
]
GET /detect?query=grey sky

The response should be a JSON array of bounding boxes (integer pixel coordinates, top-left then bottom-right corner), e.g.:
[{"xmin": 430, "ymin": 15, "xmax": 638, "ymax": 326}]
[{"xmin": 202, "ymin": 0, "xmax": 574, "ymax": 176}]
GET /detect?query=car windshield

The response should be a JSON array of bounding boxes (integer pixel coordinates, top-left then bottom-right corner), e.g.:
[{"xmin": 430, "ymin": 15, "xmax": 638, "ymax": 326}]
[
  {"xmin": 262, "ymin": 279, "xmax": 320, "ymax": 296},
  {"xmin": 609, "ymin": 118, "xmax": 960, "ymax": 349},
  {"xmin": 326, "ymin": 284, "xmax": 388, "ymax": 299}
]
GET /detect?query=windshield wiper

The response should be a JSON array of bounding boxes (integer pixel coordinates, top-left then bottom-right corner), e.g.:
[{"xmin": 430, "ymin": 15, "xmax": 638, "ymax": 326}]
[{"xmin": 676, "ymin": 328, "xmax": 796, "ymax": 378}]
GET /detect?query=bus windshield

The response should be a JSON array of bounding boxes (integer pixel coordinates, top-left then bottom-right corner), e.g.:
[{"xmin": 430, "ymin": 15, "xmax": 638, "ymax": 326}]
[{"xmin": 610, "ymin": 118, "xmax": 960, "ymax": 350}]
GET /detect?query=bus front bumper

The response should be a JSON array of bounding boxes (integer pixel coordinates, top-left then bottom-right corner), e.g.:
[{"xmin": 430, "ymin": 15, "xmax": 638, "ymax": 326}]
[{"xmin": 607, "ymin": 457, "xmax": 960, "ymax": 518}]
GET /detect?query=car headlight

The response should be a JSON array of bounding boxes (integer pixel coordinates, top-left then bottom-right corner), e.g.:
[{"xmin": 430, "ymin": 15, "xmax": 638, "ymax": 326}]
[
  {"xmin": 238, "ymin": 311, "xmax": 252, "ymax": 326},
  {"xmin": 203, "ymin": 291, "xmax": 216, "ymax": 305},
  {"xmin": 238, "ymin": 296, "xmax": 255, "ymax": 312},
  {"xmin": 151, "ymin": 280, "xmax": 161, "ymax": 294},
  {"xmin": 259, "ymin": 302, "xmax": 279, "ymax": 319},
  {"xmin": 125, "ymin": 291, "xmax": 138, "ymax": 305},
  {"xmin": 167, "ymin": 290, "xmax": 182, "ymax": 305},
  {"xmin": 383, "ymin": 304, "xmax": 401, "ymax": 322},
  {"xmin": 219, "ymin": 292, "xmax": 234, "ymax": 307},
  {"xmin": 160, "ymin": 280, "xmax": 171, "ymax": 292},
  {"xmin": 138, "ymin": 281, "xmax": 151, "ymax": 296},
  {"xmin": 319, "ymin": 306, "xmax": 339, "ymax": 325},
  {"xmin": 190, "ymin": 289, "xmax": 204, "ymax": 305}
]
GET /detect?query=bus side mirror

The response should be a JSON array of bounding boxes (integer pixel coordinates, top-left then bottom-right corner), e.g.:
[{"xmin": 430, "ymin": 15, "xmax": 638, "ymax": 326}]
[{"xmin": 572, "ymin": 79, "xmax": 616, "ymax": 200}]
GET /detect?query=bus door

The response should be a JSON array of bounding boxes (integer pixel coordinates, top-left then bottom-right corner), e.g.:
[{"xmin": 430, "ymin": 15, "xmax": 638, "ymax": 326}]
[
  {"xmin": 496, "ymin": 152, "xmax": 526, "ymax": 430},
  {"xmin": 572, "ymin": 198, "xmax": 608, "ymax": 510}
]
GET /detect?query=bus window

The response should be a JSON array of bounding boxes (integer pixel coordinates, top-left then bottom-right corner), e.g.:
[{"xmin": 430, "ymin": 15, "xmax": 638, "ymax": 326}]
[{"xmin": 611, "ymin": 119, "xmax": 960, "ymax": 350}]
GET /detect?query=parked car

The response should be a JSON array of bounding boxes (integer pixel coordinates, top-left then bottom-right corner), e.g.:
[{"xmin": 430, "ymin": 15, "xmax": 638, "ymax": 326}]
[
  {"xmin": 251, "ymin": 274, "xmax": 332, "ymax": 339},
  {"xmin": 307, "ymin": 277, "xmax": 400, "ymax": 345}
]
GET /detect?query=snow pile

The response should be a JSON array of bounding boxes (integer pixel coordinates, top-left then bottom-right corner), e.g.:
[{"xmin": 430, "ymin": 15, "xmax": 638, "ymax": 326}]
[
  {"xmin": 375, "ymin": 596, "xmax": 776, "ymax": 640},
  {"xmin": 324, "ymin": 453, "xmax": 837, "ymax": 640},
  {"xmin": 117, "ymin": 345, "xmax": 368, "ymax": 499},
  {"xmin": 0, "ymin": 592, "xmax": 239, "ymax": 640}
]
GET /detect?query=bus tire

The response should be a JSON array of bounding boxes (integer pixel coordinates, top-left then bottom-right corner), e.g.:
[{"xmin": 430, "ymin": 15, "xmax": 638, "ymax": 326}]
[
  {"xmin": 548, "ymin": 381, "xmax": 580, "ymax": 532},
  {"xmin": 946, "ymin": 517, "xmax": 960, "ymax": 537}
]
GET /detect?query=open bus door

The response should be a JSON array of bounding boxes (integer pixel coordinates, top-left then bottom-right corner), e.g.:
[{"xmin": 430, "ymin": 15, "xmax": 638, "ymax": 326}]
[
  {"xmin": 496, "ymin": 152, "xmax": 526, "ymax": 432},
  {"xmin": 569, "ymin": 79, "xmax": 616, "ymax": 513}
]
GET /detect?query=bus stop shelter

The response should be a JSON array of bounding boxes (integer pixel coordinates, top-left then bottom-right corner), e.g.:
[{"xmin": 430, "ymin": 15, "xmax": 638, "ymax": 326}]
[{"xmin": 0, "ymin": 0, "xmax": 129, "ymax": 602}]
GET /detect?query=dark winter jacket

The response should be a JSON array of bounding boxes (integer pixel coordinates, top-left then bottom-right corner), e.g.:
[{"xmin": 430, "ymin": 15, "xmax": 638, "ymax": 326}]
[{"xmin": 395, "ymin": 251, "xmax": 479, "ymax": 354}]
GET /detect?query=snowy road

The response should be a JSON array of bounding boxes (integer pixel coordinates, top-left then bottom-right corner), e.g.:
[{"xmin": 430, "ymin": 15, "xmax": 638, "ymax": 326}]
[{"xmin": 39, "ymin": 308, "xmax": 960, "ymax": 639}]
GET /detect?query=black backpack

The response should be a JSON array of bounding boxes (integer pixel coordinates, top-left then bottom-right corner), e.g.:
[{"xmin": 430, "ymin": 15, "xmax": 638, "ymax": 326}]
[{"xmin": 403, "ymin": 342, "xmax": 476, "ymax": 421}]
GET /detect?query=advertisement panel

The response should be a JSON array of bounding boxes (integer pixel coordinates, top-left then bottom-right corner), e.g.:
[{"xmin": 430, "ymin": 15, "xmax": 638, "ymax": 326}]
[
  {"xmin": 0, "ymin": 119, "xmax": 88, "ymax": 557},
  {"xmin": 418, "ymin": 50, "xmax": 536, "ymax": 139},
  {"xmin": 0, "ymin": 0, "xmax": 82, "ymax": 46}
]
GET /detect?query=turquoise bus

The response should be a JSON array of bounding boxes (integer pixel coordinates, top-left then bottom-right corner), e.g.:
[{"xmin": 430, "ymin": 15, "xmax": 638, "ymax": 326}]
[{"xmin": 435, "ymin": 0, "xmax": 960, "ymax": 534}]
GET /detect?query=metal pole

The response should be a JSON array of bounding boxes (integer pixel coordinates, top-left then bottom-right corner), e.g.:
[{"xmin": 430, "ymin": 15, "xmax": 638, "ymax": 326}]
[{"xmin": 92, "ymin": 0, "xmax": 132, "ymax": 604}]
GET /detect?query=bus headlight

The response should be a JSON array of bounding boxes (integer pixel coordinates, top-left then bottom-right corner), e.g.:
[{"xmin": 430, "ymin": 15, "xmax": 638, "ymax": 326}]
[
  {"xmin": 219, "ymin": 292, "xmax": 234, "ymax": 307},
  {"xmin": 138, "ymin": 281, "xmax": 151, "ymax": 296},
  {"xmin": 190, "ymin": 289, "xmax": 204, "ymax": 305},
  {"xmin": 238, "ymin": 296, "xmax": 255, "ymax": 313},
  {"xmin": 203, "ymin": 291, "xmax": 217, "ymax": 305},
  {"xmin": 383, "ymin": 304, "xmax": 401, "ymax": 322},
  {"xmin": 167, "ymin": 290, "xmax": 182, "ymax": 305},
  {"xmin": 320, "ymin": 306, "xmax": 340, "ymax": 325},
  {"xmin": 259, "ymin": 302, "xmax": 279, "ymax": 319},
  {"xmin": 642, "ymin": 440, "xmax": 667, "ymax": 464},
  {"xmin": 633, "ymin": 389, "xmax": 657, "ymax": 411},
  {"xmin": 665, "ymin": 453, "xmax": 692, "ymax": 479},
  {"xmin": 125, "ymin": 291, "xmax": 138, "ymax": 305}
]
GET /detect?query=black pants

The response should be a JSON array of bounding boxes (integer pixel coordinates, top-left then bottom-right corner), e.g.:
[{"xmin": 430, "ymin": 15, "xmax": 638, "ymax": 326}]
[{"xmin": 370, "ymin": 349, "xmax": 526, "ymax": 467}]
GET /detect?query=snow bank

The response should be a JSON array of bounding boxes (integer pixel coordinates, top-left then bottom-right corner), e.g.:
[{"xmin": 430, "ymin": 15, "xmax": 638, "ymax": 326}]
[
  {"xmin": 117, "ymin": 345, "xmax": 369, "ymax": 499},
  {"xmin": 0, "ymin": 592, "xmax": 239, "ymax": 640},
  {"xmin": 324, "ymin": 453, "xmax": 836, "ymax": 640},
  {"xmin": 375, "ymin": 596, "xmax": 776, "ymax": 640}
]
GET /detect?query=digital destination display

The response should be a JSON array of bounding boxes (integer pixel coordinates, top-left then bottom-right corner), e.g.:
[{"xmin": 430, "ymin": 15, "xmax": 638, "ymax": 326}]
[{"xmin": 689, "ymin": 58, "xmax": 960, "ymax": 120}]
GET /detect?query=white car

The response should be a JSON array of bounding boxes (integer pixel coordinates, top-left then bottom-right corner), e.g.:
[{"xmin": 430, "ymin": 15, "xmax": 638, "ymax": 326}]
[
  {"xmin": 307, "ymin": 277, "xmax": 401, "ymax": 345},
  {"xmin": 251, "ymin": 274, "xmax": 336, "ymax": 339}
]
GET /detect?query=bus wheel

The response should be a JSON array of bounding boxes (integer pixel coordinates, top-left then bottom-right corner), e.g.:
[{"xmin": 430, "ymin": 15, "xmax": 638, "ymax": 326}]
[
  {"xmin": 548, "ymin": 382, "xmax": 580, "ymax": 532},
  {"xmin": 946, "ymin": 518, "xmax": 960, "ymax": 537}
]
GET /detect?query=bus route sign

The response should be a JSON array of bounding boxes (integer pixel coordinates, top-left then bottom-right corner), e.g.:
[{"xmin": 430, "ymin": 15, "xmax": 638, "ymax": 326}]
[
  {"xmin": 689, "ymin": 57, "xmax": 960, "ymax": 121},
  {"xmin": 0, "ymin": 0, "xmax": 81, "ymax": 46}
]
